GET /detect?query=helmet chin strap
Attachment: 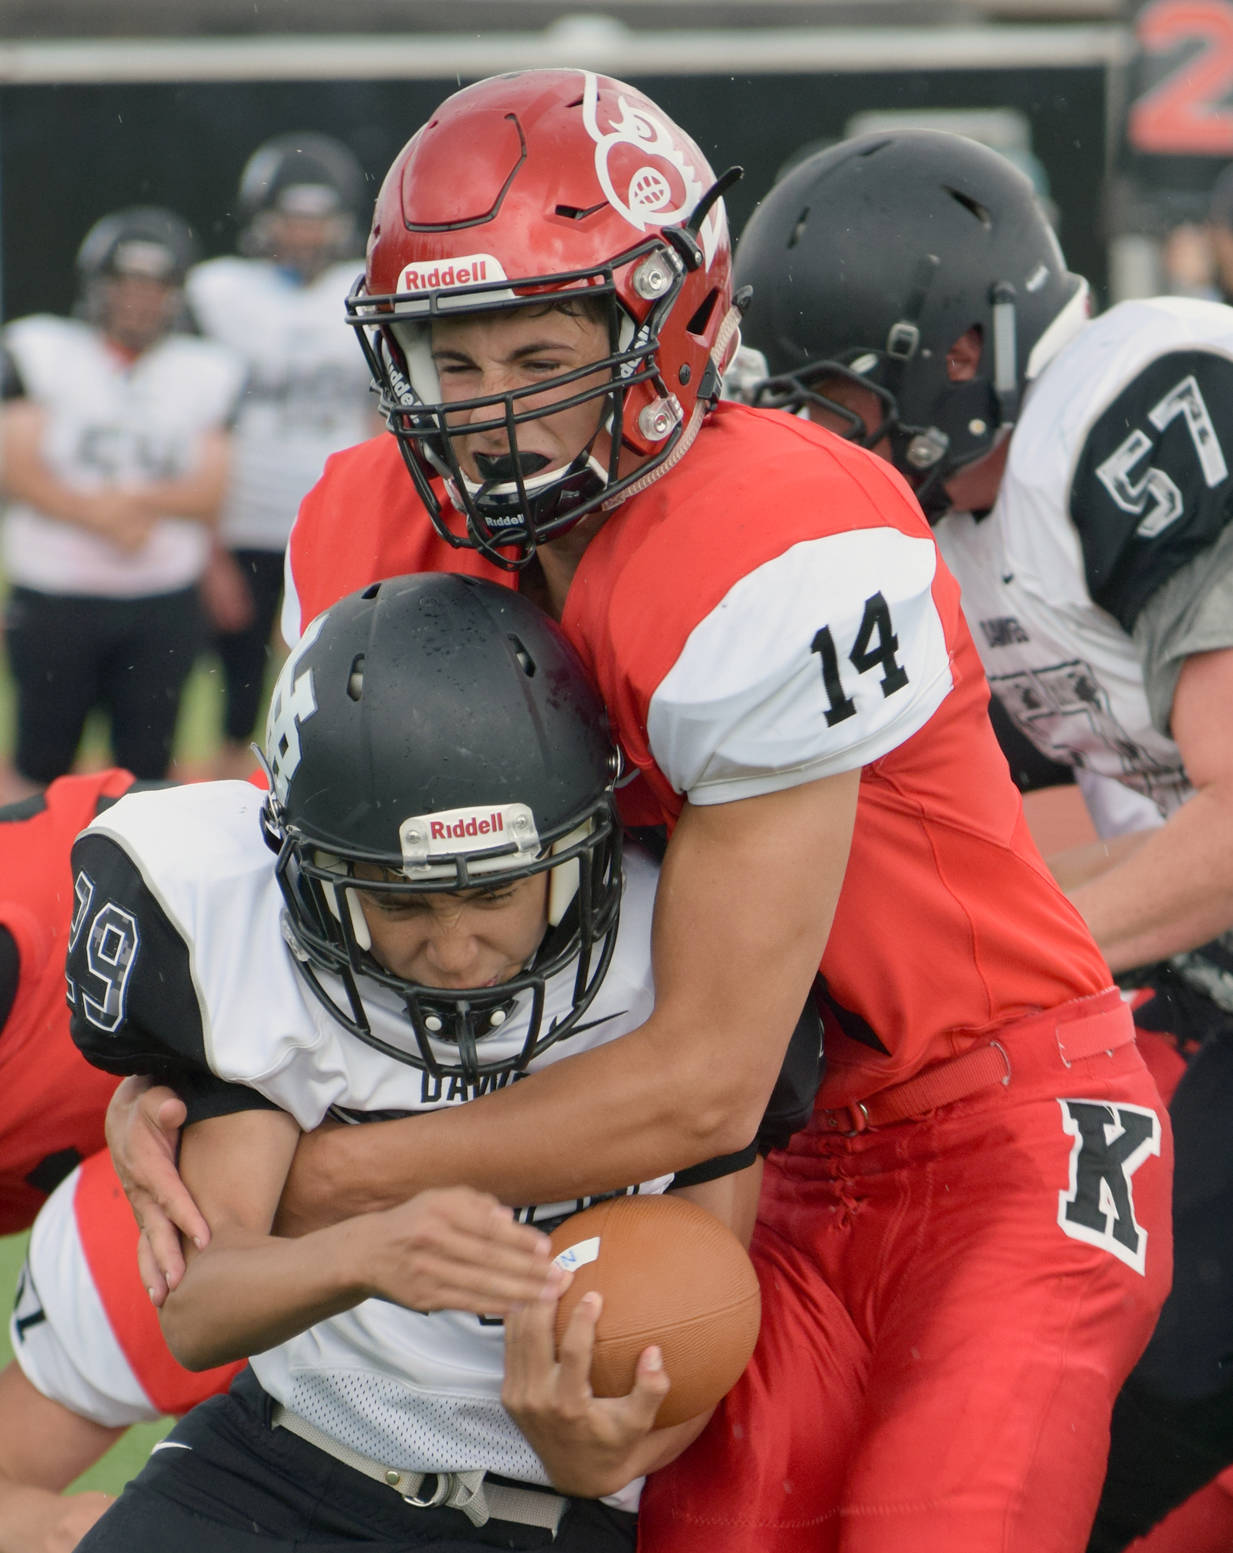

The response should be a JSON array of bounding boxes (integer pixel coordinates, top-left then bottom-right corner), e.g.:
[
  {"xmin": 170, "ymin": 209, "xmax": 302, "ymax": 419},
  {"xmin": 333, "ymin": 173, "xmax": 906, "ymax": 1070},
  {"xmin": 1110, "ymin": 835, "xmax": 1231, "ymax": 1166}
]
[{"xmin": 611, "ymin": 299, "xmax": 744, "ymax": 508}]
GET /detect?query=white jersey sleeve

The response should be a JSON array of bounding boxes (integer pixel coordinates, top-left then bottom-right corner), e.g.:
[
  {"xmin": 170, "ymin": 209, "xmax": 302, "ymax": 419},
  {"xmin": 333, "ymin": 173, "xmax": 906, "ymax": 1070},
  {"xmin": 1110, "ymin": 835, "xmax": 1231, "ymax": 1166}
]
[
  {"xmin": 10, "ymin": 1166, "xmax": 163, "ymax": 1428},
  {"xmin": 647, "ymin": 529, "xmax": 953, "ymax": 804}
]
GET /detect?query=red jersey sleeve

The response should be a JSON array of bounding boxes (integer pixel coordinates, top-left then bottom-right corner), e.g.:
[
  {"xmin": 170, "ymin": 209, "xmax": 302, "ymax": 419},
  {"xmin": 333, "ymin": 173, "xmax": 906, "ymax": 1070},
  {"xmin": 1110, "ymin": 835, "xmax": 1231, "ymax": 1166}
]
[{"xmin": 281, "ymin": 435, "xmax": 517, "ymax": 646}]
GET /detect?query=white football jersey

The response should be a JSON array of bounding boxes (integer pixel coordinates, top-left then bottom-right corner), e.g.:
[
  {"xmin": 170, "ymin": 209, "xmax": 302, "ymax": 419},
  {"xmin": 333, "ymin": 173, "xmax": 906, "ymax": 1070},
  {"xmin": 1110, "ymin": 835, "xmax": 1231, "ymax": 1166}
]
[
  {"xmin": 1, "ymin": 314, "xmax": 245, "ymax": 596},
  {"xmin": 935, "ymin": 296, "xmax": 1233, "ymax": 828},
  {"xmin": 11, "ymin": 1163, "xmax": 160, "ymax": 1428},
  {"xmin": 10, "ymin": 1146, "xmax": 240, "ymax": 1427},
  {"xmin": 186, "ymin": 257, "xmax": 374, "ymax": 550},
  {"xmin": 68, "ymin": 782, "xmax": 667, "ymax": 1499}
]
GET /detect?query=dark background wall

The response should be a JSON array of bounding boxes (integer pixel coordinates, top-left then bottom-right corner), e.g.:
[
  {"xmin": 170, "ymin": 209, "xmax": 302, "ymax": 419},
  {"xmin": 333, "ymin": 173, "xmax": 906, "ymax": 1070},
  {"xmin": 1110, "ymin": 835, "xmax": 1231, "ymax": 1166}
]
[{"xmin": 0, "ymin": 59, "xmax": 1111, "ymax": 323}]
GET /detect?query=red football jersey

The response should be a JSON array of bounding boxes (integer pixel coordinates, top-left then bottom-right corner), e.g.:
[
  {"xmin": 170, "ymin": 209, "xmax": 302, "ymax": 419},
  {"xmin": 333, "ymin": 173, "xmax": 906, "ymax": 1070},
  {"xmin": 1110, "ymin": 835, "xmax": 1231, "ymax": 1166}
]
[
  {"xmin": 0, "ymin": 769, "xmax": 133, "ymax": 1234},
  {"xmin": 286, "ymin": 405, "xmax": 1111, "ymax": 1107}
]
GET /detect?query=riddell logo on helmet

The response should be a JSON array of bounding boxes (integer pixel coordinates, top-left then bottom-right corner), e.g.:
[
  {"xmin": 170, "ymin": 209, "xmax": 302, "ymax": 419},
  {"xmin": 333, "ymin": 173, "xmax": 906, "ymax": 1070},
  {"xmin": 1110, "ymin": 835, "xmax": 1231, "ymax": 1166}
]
[
  {"xmin": 400, "ymin": 802, "xmax": 540, "ymax": 873},
  {"xmin": 399, "ymin": 254, "xmax": 507, "ymax": 291},
  {"xmin": 430, "ymin": 812, "xmax": 504, "ymax": 840}
]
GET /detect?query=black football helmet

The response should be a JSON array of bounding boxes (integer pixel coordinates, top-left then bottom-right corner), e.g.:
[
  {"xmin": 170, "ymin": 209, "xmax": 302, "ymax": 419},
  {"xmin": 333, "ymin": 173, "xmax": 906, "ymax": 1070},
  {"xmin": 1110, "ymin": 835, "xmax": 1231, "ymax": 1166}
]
[
  {"xmin": 735, "ymin": 129, "xmax": 1089, "ymax": 517},
  {"xmin": 75, "ymin": 207, "xmax": 201, "ymax": 343},
  {"xmin": 236, "ymin": 131, "xmax": 366, "ymax": 269},
  {"xmin": 77, "ymin": 206, "xmax": 201, "ymax": 288},
  {"xmin": 260, "ymin": 572, "xmax": 622, "ymax": 1082}
]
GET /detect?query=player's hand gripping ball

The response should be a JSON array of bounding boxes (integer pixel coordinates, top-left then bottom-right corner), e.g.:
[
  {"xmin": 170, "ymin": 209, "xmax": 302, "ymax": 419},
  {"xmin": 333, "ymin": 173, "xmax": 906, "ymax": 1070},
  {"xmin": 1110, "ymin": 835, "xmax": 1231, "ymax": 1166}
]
[{"xmin": 547, "ymin": 1194, "xmax": 761, "ymax": 1428}]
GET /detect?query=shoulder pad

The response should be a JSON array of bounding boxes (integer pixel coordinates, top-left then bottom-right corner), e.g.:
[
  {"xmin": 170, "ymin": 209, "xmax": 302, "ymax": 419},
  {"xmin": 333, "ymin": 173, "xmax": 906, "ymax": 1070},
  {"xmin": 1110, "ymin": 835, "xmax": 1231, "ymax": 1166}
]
[
  {"xmin": 67, "ymin": 830, "xmax": 208, "ymax": 1081},
  {"xmin": 1070, "ymin": 350, "xmax": 1233, "ymax": 629}
]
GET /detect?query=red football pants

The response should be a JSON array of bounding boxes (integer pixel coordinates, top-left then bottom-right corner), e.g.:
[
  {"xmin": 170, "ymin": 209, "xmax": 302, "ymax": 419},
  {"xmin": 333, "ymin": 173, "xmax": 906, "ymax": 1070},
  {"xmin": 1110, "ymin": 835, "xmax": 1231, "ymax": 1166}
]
[{"xmin": 639, "ymin": 993, "xmax": 1173, "ymax": 1553}]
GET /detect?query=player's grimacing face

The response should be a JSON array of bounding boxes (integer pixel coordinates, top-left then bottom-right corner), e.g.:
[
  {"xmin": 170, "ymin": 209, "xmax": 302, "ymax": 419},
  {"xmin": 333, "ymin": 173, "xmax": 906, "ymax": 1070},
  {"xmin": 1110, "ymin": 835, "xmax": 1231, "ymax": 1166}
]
[
  {"xmin": 352, "ymin": 867, "xmax": 550, "ymax": 991},
  {"xmin": 429, "ymin": 305, "xmax": 612, "ymax": 481}
]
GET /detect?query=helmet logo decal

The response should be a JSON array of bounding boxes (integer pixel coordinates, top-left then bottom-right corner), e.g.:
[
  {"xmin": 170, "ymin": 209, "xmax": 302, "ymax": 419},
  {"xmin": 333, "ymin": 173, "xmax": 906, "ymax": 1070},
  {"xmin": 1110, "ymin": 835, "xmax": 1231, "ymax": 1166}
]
[
  {"xmin": 580, "ymin": 72, "xmax": 722, "ymax": 269},
  {"xmin": 398, "ymin": 254, "xmax": 508, "ymax": 291},
  {"xmin": 264, "ymin": 613, "xmax": 324, "ymax": 803},
  {"xmin": 400, "ymin": 802, "xmax": 540, "ymax": 876}
]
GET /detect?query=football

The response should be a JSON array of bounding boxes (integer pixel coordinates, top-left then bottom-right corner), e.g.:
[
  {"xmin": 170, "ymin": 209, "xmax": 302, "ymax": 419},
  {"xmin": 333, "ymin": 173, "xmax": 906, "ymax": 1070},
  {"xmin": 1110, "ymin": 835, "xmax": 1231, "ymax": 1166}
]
[{"xmin": 547, "ymin": 1193, "xmax": 761, "ymax": 1428}]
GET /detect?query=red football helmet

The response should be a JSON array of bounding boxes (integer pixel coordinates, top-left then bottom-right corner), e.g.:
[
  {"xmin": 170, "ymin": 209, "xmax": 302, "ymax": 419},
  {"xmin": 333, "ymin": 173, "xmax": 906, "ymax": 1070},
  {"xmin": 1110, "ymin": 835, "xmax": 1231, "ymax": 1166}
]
[{"xmin": 347, "ymin": 68, "xmax": 740, "ymax": 565}]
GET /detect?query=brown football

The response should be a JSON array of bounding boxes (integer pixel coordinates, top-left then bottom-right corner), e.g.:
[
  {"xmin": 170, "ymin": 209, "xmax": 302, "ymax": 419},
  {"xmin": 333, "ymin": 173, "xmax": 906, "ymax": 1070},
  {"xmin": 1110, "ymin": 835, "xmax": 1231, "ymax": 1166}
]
[{"xmin": 547, "ymin": 1193, "xmax": 761, "ymax": 1428}]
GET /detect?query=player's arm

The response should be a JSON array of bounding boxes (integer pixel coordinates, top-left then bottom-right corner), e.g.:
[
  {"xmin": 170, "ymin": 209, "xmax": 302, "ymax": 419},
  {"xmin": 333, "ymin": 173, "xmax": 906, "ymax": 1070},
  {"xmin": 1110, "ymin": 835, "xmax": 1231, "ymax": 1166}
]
[
  {"xmin": 0, "ymin": 1365, "xmax": 120, "ymax": 1553},
  {"xmin": 106, "ymin": 773, "xmax": 846, "ymax": 1287},
  {"xmin": 1064, "ymin": 645, "xmax": 1233, "ymax": 970},
  {"xmin": 0, "ymin": 399, "xmax": 157, "ymax": 551},
  {"xmin": 1060, "ymin": 349, "xmax": 1233, "ymax": 968},
  {"xmin": 502, "ymin": 1162, "xmax": 763, "ymax": 1499},
  {"xmin": 1046, "ymin": 829, "xmax": 1152, "ymax": 894},
  {"xmin": 161, "ymin": 1096, "xmax": 567, "ymax": 1373},
  {"xmin": 273, "ymin": 772, "xmax": 856, "ymax": 1227},
  {"xmin": 125, "ymin": 425, "xmax": 230, "ymax": 525}
]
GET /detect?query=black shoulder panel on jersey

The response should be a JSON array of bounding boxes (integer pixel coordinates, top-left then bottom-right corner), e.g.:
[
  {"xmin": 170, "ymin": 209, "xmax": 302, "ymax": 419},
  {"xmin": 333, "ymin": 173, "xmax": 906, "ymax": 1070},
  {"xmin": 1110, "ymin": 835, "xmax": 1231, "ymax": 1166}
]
[
  {"xmin": 178, "ymin": 1067, "xmax": 281, "ymax": 1127},
  {"xmin": 1070, "ymin": 350, "xmax": 1233, "ymax": 631},
  {"xmin": 67, "ymin": 830, "xmax": 209, "ymax": 1082}
]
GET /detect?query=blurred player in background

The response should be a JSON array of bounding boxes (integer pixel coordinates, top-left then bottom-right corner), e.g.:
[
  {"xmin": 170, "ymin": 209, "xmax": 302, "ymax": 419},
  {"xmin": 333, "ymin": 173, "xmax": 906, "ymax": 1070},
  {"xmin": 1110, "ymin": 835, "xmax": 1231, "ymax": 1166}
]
[
  {"xmin": 119, "ymin": 70, "xmax": 1171, "ymax": 1553},
  {"xmin": 732, "ymin": 125, "xmax": 1233, "ymax": 1552},
  {"xmin": 186, "ymin": 133, "xmax": 377, "ymax": 779},
  {"xmin": 0, "ymin": 208, "xmax": 245, "ymax": 797}
]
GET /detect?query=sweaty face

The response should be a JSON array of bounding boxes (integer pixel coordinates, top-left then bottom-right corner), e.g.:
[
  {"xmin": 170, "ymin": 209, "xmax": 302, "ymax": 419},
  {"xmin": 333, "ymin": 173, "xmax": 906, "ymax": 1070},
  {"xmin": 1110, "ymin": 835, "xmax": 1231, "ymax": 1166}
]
[
  {"xmin": 353, "ymin": 867, "xmax": 550, "ymax": 992},
  {"xmin": 428, "ymin": 305, "xmax": 612, "ymax": 484}
]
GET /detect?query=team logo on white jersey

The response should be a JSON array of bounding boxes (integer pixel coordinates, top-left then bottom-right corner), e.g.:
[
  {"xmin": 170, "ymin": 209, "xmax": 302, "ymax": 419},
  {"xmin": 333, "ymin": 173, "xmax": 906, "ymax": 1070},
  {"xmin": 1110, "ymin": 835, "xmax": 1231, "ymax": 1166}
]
[{"xmin": 580, "ymin": 71, "xmax": 723, "ymax": 269}]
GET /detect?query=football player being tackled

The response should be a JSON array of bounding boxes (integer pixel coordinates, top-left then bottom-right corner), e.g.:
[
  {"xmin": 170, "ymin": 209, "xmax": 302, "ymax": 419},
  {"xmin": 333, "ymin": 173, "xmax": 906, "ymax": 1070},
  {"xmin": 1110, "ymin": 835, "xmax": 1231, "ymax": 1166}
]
[
  {"xmin": 70, "ymin": 572, "xmax": 766, "ymax": 1552},
  {"xmin": 112, "ymin": 72, "xmax": 1171, "ymax": 1552}
]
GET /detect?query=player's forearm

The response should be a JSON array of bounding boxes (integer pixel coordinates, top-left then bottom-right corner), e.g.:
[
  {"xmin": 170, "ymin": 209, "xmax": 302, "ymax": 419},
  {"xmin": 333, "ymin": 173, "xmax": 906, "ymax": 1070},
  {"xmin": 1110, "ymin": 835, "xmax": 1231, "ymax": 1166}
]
[
  {"xmin": 1065, "ymin": 784, "xmax": 1233, "ymax": 972},
  {"xmin": 160, "ymin": 1215, "xmax": 373, "ymax": 1370},
  {"xmin": 281, "ymin": 1023, "xmax": 756, "ymax": 1232},
  {"xmin": 0, "ymin": 1482, "xmax": 115, "ymax": 1553},
  {"xmin": 1046, "ymin": 829, "xmax": 1152, "ymax": 893},
  {"xmin": 131, "ymin": 435, "xmax": 229, "ymax": 523},
  {"xmin": 0, "ymin": 452, "xmax": 104, "ymax": 527}
]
